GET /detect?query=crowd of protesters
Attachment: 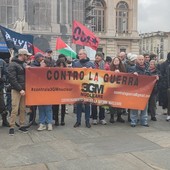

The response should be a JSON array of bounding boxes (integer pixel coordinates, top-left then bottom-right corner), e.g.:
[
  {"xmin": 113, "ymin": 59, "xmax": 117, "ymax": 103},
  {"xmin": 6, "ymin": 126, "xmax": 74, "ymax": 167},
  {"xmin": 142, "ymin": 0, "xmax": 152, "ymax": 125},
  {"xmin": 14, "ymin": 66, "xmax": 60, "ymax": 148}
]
[{"xmin": 0, "ymin": 47, "xmax": 170, "ymax": 135}]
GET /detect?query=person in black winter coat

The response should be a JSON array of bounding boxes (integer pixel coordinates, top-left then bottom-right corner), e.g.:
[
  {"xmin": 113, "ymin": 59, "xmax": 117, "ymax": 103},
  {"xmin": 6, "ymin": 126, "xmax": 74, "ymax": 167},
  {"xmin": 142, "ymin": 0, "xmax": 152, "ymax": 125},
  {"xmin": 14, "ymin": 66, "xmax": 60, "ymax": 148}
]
[
  {"xmin": 0, "ymin": 58, "xmax": 9, "ymax": 127},
  {"xmin": 160, "ymin": 52, "xmax": 170, "ymax": 121},
  {"xmin": 8, "ymin": 49, "xmax": 32, "ymax": 135}
]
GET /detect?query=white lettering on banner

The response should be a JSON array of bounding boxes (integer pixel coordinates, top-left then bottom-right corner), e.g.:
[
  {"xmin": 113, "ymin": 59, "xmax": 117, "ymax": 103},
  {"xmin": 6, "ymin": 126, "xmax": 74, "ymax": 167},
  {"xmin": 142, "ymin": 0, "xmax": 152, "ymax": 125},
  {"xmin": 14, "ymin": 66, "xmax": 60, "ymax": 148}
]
[
  {"xmin": 18, "ymin": 40, "xmax": 25, "ymax": 46},
  {"xmin": 5, "ymin": 31, "xmax": 11, "ymax": 40},
  {"xmin": 4, "ymin": 31, "xmax": 28, "ymax": 50}
]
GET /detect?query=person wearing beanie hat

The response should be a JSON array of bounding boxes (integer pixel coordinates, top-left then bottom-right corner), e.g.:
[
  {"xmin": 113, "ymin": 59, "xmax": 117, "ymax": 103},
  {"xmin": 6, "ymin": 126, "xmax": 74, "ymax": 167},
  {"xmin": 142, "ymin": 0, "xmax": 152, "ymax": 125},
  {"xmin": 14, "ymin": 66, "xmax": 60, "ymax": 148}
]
[
  {"xmin": 93, "ymin": 52, "xmax": 105, "ymax": 69},
  {"xmin": 30, "ymin": 52, "xmax": 44, "ymax": 67},
  {"xmin": 28, "ymin": 52, "xmax": 44, "ymax": 126},
  {"xmin": 44, "ymin": 48, "xmax": 55, "ymax": 67},
  {"xmin": 129, "ymin": 54, "xmax": 137, "ymax": 62},
  {"xmin": 160, "ymin": 52, "xmax": 170, "ymax": 121},
  {"xmin": 125, "ymin": 54, "xmax": 137, "ymax": 73},
  {"xmin": 127, "ymin": 53, "xmax": 132, "ymax": 60},
  {"xmin": 91, "ymin": 52, "xmax": 107, "ymax": 125}
]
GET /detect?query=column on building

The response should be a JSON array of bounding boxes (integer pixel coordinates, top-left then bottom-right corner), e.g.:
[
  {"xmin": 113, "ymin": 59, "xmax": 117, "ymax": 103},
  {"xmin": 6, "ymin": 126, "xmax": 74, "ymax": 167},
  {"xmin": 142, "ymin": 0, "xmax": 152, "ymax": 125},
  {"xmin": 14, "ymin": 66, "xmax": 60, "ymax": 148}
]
[{"xmin": 106, "ymin": 0, "xmax": 115, "ymax": 35}]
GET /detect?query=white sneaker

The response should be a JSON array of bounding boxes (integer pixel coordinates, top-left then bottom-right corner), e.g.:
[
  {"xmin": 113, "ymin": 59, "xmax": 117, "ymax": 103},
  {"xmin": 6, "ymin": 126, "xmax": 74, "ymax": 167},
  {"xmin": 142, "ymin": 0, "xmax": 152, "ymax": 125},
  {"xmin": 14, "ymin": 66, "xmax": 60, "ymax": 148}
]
[
  {"xmin": 166, "ymin": 116, "xmax": 170, "ymax": 121},
  {"xmin": 66, "ymin": 108, "xmax": 69, "ymax": 114},
  {"xmin": 48, "ymin": 124, "xmax": 53, "ymax": 131},
  {"xmin": 100, "ymin": 119, "xmax": 107, "ymax": 125},
  {"xmin": 37, "ymin": 124, "xmax": 46, "ymax": 131},
  {"xmin": 105, "ymin": 109, "xmax": 110, "ymax": 114},
  {"xmin": 93, "ymin": 119, "xmax": 98, "ymax": 125}
]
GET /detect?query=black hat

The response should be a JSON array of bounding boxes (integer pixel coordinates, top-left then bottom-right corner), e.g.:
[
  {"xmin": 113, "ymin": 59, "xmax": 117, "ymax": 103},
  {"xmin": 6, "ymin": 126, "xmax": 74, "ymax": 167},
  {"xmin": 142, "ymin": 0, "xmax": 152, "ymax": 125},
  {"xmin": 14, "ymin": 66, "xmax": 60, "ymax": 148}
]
[
  {"xmin": 45, "ymin": 48, "xmax": 53, "ymax": 53},
  {"xmin": 34, "ymin": 52, "xmax": 44, "ymax": 60},
  {"xmin": 58, "ymin": 54, "xmax": 67, "ymax": 61},
  {"xmin": 95, "ymin": 52, "xmax": 104, "ymax": 59}
]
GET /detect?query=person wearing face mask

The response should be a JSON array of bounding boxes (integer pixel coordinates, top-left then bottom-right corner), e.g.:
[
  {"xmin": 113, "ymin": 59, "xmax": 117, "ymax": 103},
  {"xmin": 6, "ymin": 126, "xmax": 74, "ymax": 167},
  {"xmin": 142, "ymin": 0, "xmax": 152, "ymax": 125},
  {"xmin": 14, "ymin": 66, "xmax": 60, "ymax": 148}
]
[
  {"xmin": 160, "ymin": 52, "xmax": 170, "ymax": 121},
  {"xmin": 8, "ymin": 49, "xmax": 32, "ymax": 135}
]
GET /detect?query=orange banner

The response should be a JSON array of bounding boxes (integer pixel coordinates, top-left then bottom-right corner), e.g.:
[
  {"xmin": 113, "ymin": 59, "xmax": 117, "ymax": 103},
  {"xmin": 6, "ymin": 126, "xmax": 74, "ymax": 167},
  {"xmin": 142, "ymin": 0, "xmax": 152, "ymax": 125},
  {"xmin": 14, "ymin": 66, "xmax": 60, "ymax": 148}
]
[{"xmin": 26, "ymin": 68, "xmax": 157, "ymax": 110}]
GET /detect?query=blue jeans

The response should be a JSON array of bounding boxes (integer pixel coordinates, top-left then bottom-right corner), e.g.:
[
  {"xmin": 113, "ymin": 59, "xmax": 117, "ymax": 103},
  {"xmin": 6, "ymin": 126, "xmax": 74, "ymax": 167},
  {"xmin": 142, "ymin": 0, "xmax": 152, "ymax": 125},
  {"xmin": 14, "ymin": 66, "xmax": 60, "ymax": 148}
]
[
  {"xmin": 130, "ymin": 104, "xmax": 148, "ymax": 125},
  {"xmin": 76, "ymin": 103, "xmax": 90, "ymax": 123},
  {"xmin": 38, "ymin": 105, "xmax": 52, "ymax": 124}
]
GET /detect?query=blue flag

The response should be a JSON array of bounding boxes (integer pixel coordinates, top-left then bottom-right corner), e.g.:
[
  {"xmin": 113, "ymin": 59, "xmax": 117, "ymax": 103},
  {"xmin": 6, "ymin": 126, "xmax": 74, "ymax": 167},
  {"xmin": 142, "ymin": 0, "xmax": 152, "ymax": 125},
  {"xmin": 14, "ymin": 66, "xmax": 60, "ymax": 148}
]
[{"xmin": 0, "ymin": 25, "xmax": 33, "ymax": 53}]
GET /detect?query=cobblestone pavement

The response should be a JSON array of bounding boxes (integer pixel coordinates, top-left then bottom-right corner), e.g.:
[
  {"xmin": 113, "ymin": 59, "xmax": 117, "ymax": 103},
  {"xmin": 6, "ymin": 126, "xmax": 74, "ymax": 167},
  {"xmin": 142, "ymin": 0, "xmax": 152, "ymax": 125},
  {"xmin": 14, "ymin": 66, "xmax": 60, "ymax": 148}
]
[{"xmin": 0, "ymin": 105, "xmax": 170, "ymax": 170}]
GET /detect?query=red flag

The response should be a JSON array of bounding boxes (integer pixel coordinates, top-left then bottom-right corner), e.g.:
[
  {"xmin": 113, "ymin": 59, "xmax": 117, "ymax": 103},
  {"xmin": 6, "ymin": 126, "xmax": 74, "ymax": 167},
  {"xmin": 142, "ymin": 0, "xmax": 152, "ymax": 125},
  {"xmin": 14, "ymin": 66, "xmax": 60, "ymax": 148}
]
[
  {"xmin": 72, "ymin": 20, "xmax": 100, "ymax": 50},
  {"xmin": 33, "ymin": 45, "xmax": 44, "ymax": 54}
]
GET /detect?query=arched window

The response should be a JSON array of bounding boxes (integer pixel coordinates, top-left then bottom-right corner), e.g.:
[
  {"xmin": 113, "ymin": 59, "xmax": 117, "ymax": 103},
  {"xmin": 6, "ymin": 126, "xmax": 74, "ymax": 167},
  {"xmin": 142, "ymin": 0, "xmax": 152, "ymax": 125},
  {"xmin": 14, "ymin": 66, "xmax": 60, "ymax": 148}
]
[
  {"xmin": 25, "ymin": 0, "xmax": 51, "ymax": 30},
  {"xmin": 91, "ymin": 0, "xmax": 105, "ymax": 32},
  {"xmin": 0, "ymin": 0, "xmax": 19, "ymax": 28},
  {"xmin": 116, "ymin": 1, "xmax": 129, "ymax": 33}
]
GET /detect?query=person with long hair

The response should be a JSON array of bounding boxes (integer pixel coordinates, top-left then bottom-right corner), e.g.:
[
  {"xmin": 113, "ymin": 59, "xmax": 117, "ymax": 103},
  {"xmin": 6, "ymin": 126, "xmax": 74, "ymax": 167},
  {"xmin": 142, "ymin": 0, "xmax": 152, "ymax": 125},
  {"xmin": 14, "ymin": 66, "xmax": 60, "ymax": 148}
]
[
  {"xmin": 109, "ymin": 57, "xmax": 126, "ymax": 123},
  {"xmin": 52, "ymin": 58, "xmax": 67, "ymax": 126}
]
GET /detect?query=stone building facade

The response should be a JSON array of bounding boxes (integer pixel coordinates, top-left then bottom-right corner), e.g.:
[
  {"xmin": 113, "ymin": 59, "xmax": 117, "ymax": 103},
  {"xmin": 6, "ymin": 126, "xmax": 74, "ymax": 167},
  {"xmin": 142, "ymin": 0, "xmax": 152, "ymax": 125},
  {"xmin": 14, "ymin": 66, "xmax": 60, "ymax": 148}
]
[
  {"xmin": 0, "ymin": 0, "xmax": 139, "ymax": 56},
  {"xmin": 139, "ymin": 31, "xmax": 170, "ymax": 60},
  {"xmin": 86, "ymin": 0, "xmax": 139, "ymax": 57}
]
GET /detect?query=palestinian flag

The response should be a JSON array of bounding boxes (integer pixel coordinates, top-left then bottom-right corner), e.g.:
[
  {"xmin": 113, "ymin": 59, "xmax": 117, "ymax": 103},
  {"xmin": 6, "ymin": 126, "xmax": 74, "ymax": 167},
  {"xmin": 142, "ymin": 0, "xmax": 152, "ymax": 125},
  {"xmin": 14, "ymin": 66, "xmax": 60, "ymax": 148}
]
[{"xmin": 56, "ymin": 37, "xmax": 77, "ymax": 59}]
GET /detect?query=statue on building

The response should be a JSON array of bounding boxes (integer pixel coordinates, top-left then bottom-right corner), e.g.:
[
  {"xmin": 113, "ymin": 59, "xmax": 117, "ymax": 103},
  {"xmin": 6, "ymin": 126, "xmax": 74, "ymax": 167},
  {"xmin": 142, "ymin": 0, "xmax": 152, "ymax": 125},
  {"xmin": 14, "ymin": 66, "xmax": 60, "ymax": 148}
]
[{"xmin": 13, "ymin": 17, "xmax": 25, "ymax": 33}]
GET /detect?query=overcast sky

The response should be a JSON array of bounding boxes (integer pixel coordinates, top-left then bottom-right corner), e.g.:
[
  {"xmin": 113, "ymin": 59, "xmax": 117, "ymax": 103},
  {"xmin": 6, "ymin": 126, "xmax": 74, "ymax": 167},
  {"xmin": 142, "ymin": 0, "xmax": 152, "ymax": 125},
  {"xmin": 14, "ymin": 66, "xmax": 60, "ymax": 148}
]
[{"xmin": 138, "ymin": 0, "xmax": 170, "ymax": 33}]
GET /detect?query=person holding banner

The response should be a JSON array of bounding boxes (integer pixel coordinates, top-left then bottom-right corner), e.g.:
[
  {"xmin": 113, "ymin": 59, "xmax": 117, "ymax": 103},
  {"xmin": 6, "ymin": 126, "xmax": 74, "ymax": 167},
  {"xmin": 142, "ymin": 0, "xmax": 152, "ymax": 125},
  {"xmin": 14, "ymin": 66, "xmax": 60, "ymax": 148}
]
[
  {"xmin": 29, "ymin": 53, "xmax": 44, "ymax": 125},
  {"xmin": 37, "ymin": 58, "xmax": 53, "ymax": 131},
  {"xmin": 130, "ymin": 55, "xmax": 151, "ymax": 127},
  {"xmin": 52, "ymin": 58, "xmax": 67, "ymax": 126},
  {"xmin": 45, "ymin": 48, "xmax": 56, "ymax": 67},
  {"xmin": 91, "ymin": 52, "xmax": 107, "ymax": 125},
  {"xmin": 8, "ymin": 49, "xmax": 32, "ymax": 135},
  {"xmin": 73, "ymin": 49, "xmax": 94, "ymax": 128},
  {"xmin": 109, "ymin": 56, "xmax": 126, "ymax": 123}
]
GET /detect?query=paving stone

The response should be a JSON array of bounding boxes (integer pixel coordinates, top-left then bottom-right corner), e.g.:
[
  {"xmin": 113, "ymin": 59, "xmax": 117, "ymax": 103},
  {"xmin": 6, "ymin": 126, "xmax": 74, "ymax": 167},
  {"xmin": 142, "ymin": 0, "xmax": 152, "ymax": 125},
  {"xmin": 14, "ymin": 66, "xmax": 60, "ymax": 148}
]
[
  {"xmin": 47, "ymin": 153, "xmax": 153, "ymax": 170},
  {"xmin": 0, "ymin": 163, "xmax": 48, "ymax": 170},
  {"xmin": 138, "ymin": 131, "xmax": 170, "ymax": 147},
  {"xmin": 72, "ymin": 132, "xmax": 161, "ymax": 157},
  {"xmin": 132, "ymin": 148, "xmax": 170, "ymax": 170},
  {"xmin": 47, "ymin": 140, "xmax": 85, "ymax": 160},
  {"xmin": 1, "ymin": 143, "xmax": 65, "ymax": 168},
  {"xmin": 0, "ymin": 106, "xmax": 169, "ymax": 169}
]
